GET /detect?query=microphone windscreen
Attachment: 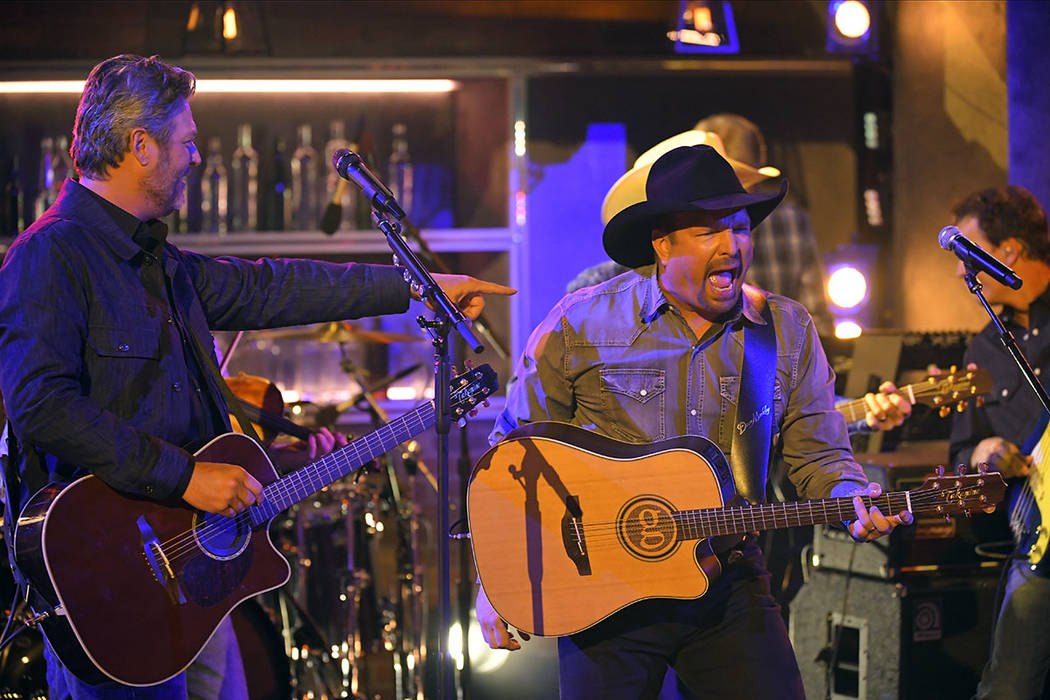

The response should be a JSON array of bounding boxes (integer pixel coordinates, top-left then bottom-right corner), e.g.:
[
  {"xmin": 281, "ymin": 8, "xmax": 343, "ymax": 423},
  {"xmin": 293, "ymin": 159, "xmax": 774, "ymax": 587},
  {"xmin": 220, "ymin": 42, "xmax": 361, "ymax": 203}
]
[
  {"xmin": 319, "ymin": 202, "xmax": 342, "ymax": 235},
  {"xmin": 938, "ymin": 225, "xmax": 960, "ymax": 251}
]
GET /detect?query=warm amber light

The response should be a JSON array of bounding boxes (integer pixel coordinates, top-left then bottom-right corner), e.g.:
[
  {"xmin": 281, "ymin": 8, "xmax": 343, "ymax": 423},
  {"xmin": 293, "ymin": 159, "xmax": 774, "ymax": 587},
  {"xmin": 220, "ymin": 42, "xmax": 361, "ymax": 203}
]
[
  {"xmin": 835, "ymin": 320, "xmax": 863, "ymax": 339},
  {"xmin": 222, "ymin": 7, "xmax": 238, "ymax": 40},
  {"xmin": 834, "ymin": 1, "xmax": 871, "ymax": 39}
]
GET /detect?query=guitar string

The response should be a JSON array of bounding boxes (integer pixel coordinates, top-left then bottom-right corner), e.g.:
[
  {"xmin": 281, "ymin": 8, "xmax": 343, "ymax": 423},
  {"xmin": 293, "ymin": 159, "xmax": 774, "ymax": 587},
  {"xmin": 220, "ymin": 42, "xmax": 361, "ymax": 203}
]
[
  {"xmin": 155, "ymin": 405, "xmax": 439, "ymax": 563},
  {"xmin": 158, "ymin": 407, "xmax": 434, "ymax": 560},
  {"xmin": 570, "ymin": 491, "xmax": 982, "ymax": 542}
]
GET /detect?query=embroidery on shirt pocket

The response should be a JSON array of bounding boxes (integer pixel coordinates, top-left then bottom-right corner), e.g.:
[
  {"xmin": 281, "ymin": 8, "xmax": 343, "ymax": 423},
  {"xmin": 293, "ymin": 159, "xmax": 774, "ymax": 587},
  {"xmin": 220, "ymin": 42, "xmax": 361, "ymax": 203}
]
[{"xmin": 599, "ymin": 368, "xmax": 666, "ymax": 442}]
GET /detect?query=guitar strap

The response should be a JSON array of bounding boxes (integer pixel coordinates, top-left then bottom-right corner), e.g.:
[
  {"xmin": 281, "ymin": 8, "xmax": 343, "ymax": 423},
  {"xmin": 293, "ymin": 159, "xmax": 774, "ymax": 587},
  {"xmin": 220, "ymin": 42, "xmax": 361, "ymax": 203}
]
[
  {"xmin": 184, "ymin": 327, "xmax": 263, "ymax": 447},
  {"xmin": 728, "ymin": 287, "xmax": 777, "ymax": 505}
]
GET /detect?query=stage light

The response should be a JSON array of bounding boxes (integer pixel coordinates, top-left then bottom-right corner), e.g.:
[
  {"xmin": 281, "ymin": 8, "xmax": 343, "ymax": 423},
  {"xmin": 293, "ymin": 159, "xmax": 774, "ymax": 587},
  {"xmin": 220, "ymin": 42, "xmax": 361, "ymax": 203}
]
[
  {"xmin": 834, "ymin": 1, "xmax": 870, "ymax": 39},
  {"xmin": 824, "ymin": 242, "xmax": 878, "ymax": 338},
  {"xmin": 669, "ymin": 1, "xmax": 740, "ymax": 54},
  {"xmin": 827, "ymin": 265, "xmax": 868, "ymax": 310},
  {"xmin": 835, "ymin": 320, "xmax": 863, "ymax": 339},
  {"xmin": 826, "ymin": 0, "xmax": 878, "ymax": 55}
]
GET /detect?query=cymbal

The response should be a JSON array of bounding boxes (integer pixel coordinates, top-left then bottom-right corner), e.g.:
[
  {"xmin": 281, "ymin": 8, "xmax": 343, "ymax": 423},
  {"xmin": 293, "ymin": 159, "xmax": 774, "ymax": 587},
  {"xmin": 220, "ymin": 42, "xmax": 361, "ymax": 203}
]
[{"xmin": 253, "ymin": 321, "xmax": 422, "ymax": 344}]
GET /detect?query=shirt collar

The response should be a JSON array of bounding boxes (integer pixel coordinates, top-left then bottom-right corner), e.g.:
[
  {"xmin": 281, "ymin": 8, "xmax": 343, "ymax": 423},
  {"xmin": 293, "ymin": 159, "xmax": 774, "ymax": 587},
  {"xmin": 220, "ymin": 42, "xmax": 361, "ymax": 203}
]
[
  {"xmin": 638, "ymin": 265, "xmax": 766, "ymax": 327},
  {"xmin": 80, "ymin": 183, "xmax": 170, "ymax": 255}
]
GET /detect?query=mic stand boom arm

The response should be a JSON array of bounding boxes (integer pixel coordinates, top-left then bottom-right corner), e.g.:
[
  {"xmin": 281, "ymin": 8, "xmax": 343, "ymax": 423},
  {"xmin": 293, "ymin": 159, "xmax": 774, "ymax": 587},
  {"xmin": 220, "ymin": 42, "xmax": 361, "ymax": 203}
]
[{"xmin": 963, "ymin": 264, "xmax": 1050, "ymax": 414}]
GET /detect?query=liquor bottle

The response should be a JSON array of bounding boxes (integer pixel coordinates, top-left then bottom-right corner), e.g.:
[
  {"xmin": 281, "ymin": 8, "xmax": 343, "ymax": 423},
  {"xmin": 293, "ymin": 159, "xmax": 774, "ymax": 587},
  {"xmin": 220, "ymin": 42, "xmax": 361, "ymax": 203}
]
[
  {"xmin": 229, "ymin": 123, "xmax": 259, "ymax": 232},
  {"xmin": 3, "ymin": 155, "xmax": 25, "ymax": 237},
  {"xmin": 268, "ymin": 136, "xmax": 292, "ymax": 231},
  {"xmin": 322, "ymin": 119, "xmax": 355, "ymax": 230},
  {"xmin": 32, "ymin": 137, "xmax": 56, "ymax": 222},
  {"xmin": 52, "ymin": 135, "xmax": 73, "ymax": 185},
  {"xmin": 200, "ymin": 137, "xmax": 228, "ymax": 234},
  {"xmin": 387, "ymin": 123, "xmax": 413, "ymax": 218},
  {"xmin": 290, "ymin": 123, "xmax": 319, "ymax": 231}
]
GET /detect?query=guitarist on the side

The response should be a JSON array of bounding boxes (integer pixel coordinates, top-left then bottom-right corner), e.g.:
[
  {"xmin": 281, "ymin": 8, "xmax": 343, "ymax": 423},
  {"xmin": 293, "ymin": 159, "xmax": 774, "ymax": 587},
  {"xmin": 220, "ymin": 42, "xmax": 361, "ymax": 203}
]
[
  {"xmin": 947, "ymin": 185, "xmax": 1050, "ymax": 700},
  {"xmin": 0, "ymin": 54, "xmax": 515, "ymax": 698},
  {"xmin": 475, "ymin": 144, "xmax": 911, "ymax": 700}
]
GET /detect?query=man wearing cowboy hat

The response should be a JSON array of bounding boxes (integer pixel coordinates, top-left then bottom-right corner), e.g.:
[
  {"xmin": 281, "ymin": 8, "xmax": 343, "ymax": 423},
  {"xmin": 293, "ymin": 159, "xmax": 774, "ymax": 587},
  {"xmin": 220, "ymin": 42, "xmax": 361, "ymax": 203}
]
[{"xmin": 476, "ymin": 144, "xmax": 911, "ymax": 699}]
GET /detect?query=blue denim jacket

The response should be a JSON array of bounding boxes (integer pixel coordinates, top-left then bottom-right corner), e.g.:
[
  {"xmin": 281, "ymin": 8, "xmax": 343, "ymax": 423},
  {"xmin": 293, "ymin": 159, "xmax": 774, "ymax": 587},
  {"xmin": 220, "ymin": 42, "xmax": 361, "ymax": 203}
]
[
  {"xmin": 0, "ymin": 179, "xmax": 410, "ymax": 509},
  {"xmin": 491, "ymin": 265, "xmax": 865, "ymax": 501}
]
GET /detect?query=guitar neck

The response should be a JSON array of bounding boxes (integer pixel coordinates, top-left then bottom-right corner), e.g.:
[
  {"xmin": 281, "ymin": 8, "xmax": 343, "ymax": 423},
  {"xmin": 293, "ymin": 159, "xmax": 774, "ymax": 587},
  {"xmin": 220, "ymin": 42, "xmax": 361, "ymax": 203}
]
[
  {"xmin": 248, "ymin": 402, "xmax": 436, "ymax": 523},
  {"xmin": 674, "ymin": 492, "xmax": 915, "ymax": 540},
  {"xmin": 836, "ymin": 387, "xmax": 917, "ymax": 424}
]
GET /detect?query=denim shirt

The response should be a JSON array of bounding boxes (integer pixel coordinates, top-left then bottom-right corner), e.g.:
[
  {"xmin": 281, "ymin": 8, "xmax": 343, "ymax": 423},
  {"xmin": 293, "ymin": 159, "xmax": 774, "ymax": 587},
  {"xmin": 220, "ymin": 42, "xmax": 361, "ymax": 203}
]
[
  {"xmin": 491, "ymin": 265, "xmax": 866, "ymax": 501},
  {"xmin": 0, "ymin": 179, "xmax": 410, "ymax": 509}
]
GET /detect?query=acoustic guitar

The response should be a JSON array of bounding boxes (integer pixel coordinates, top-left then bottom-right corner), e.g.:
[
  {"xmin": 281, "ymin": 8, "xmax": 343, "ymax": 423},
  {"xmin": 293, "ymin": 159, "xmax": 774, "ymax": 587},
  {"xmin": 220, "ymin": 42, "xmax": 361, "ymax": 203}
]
[
  {"xmin": 14, "ymin": 364, "xmax": 497, "ymax": 686},
  {"xmin": 467, "ymin": 421, "xmax": 1005, "ymax": 637}
]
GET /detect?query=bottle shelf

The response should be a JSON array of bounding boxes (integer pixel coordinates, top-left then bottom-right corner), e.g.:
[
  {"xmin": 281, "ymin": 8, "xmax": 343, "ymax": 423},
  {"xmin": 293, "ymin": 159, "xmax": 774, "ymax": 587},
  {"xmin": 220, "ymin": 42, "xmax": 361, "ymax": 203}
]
[{"xmin": 167, "ymin": 227, "xmax": 515, "ymax": 257}]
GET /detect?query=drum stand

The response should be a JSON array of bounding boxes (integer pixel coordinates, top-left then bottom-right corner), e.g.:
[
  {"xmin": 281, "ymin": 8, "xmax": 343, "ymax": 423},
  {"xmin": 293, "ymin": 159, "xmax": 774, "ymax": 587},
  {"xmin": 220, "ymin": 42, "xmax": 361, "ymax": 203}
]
[{"xmin": 338, "ymin": 353, "xmax": 430, "ymax": 700}]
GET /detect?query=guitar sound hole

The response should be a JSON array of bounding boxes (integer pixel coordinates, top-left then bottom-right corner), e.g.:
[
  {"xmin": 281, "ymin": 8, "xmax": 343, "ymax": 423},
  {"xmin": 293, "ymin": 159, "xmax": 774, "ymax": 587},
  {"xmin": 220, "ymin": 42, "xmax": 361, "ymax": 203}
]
[
  {"xmin": 617, "ymin": 496, "xmax": 679, "ymax": 561},
  {"xmin": 192, "ymin": 512, "xmax": 252, "ymax": 561}
]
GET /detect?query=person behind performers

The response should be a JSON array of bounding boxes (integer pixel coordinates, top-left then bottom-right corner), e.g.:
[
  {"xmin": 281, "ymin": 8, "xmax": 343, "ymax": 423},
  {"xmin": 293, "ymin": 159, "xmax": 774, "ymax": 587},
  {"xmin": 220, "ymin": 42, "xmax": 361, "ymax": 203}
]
[
  {"xmin": 474, "ymin": 144, "xmax": 911, "ymax": 699},
  {"xmin": 0, "ymin": 53, "xmax": 514, "ymax": 699},
  {"xmin": 946, "ymin": 185, "xmax": 1050, "ymax": 700}
]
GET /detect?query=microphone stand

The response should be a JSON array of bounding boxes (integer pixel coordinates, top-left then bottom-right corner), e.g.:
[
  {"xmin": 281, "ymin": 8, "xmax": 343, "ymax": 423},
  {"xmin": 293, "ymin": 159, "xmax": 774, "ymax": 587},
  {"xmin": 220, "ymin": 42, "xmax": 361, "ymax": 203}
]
[
  {"xmin": 963, "ymin": 264, "xmax": 1050, "ymax": 413},
  {"xmin": 370, "ymin": 204, "xmax": 484, "ymax": 700}
]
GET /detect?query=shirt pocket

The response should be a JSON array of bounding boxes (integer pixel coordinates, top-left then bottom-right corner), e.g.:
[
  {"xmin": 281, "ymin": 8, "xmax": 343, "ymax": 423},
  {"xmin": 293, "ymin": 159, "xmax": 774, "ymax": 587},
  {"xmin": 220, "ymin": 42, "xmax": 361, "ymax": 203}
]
[
  {"xmin": 599, "ymin": 368, "xmax": 666, "ymax": 442},
  {"xmin": 85, "ymin": 323, "xmax": 165, "ymax": 413},
  {"xmin": 87, "ymin": 324, "xmax": 162, "ymax": 360}
]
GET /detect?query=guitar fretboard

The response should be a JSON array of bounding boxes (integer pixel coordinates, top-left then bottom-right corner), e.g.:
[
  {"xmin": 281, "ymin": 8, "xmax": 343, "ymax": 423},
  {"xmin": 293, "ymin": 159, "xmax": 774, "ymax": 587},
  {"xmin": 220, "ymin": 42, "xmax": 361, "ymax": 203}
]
[
  {"xmin": 673, "ymin": 492, "xmax": 916, "ymax": 539},
  {"xmin": 246, "ymin": 402, "xmax": 435, "ymax": 526}
]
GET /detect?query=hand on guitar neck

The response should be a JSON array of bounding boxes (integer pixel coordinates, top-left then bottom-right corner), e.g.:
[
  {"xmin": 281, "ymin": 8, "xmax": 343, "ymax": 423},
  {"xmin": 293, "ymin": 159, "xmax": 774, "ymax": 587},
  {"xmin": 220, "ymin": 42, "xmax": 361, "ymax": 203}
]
[
  {"xmin": 830, "ymin": 479, "xmax": 915, "ymax": 542},
  {"xmin": 859, "ymin": 380, "xmax": 912, "ymax": 432},
  {"xmin": 971, "ymin": 436, "xmax": 1032, "ymax": 479}
]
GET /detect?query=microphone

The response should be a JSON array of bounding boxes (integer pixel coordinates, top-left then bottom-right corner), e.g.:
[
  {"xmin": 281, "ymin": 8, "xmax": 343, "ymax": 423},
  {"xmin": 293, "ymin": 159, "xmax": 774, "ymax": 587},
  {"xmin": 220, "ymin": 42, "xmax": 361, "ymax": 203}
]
[
  {"xmin": 939, "ymin": 225, "xmax": 1022, "ymax": 290},
  {"xmin": 331, "ymin": 148, "xmax": 406, "ymax": 220}
]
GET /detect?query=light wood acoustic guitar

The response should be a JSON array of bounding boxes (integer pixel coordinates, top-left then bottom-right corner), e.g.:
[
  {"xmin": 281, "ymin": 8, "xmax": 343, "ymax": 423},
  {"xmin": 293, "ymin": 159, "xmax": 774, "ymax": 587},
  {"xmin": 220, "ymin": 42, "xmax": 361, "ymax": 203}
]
[{"xmin": 467, "ymin": 421, "xmax": 1005, "ymax": 637}]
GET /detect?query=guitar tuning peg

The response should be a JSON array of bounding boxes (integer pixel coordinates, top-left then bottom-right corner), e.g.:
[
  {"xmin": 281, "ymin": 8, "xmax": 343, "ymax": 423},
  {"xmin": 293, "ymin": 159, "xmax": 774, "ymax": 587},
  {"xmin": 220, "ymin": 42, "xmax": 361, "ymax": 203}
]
[
  {"xmin": 483, "ymin": 399, "xmax": 491, "ymax": 408},
  {"xmin": 457, "ymin": 417, "xmax": 467, "ymax": 428},
  {"xmin": 464, "ymin": 359, "xmax": 475, "ymax": 370},
  {"xmin": 976, "ymin": 396, "xmax": 986, "ymax": 408},
  {"xmin": 939, "ymin": 406, "xmax": 951, "ymax": 418},
  {"xmin": 956, "ymin": 464, "xmax": 968, "ymax": 475},
  {"xmin": 956, "ymin": 401, "xmax": 966, "ymax": 413},
  {"xmin": 949, "ymin": 364, "xmax": 958, "ymax": 375},
  {"xmin": 935, "ymin": 465, "xmax": 946, "ymax": 476},
  {"xmin": 978, "ymin": 462, "xmax": 990, "ymax": 474},
  {"xmin": 469, "ymin": 409, "xmax": 479, "ymax": 418}
]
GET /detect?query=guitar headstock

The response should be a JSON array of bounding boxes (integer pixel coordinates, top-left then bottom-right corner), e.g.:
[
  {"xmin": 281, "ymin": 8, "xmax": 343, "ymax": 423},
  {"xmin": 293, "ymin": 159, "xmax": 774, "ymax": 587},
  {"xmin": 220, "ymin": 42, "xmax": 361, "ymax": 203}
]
[
  {"xmin": 450, "ymin": 364, "xmax": 499, "ymax": 423},
  {"xmin": 911, "ymin": 467, "xmax": 1006, "ymax": 518},
  {"xmin": 913, "ymin": 366, "xmax": 993, "ymax": 417}
]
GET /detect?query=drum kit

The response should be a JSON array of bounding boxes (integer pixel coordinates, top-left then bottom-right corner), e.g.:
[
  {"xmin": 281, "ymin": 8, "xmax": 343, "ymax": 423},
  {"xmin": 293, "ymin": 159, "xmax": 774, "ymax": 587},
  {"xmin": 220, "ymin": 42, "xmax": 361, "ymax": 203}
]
[{"xmin": 0, "ymin": 321, "xmax": 438, "ymax": 700}]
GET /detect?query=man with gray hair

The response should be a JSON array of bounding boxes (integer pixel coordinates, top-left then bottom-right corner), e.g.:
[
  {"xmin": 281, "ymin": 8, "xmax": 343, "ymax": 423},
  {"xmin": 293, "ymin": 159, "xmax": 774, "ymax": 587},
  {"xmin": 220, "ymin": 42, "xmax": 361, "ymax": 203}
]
[{"xmin": 0, "ymin": 53, "xmax": 513, "ymax": 698}]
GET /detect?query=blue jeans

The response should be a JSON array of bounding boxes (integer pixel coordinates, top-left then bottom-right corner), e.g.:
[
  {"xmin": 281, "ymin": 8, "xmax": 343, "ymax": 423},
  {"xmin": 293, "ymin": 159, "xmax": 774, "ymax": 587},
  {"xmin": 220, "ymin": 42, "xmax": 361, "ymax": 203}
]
[
  {"xmin": 975, "ymin": 559, "xmax": 1050, "ymax": 700},
  {"xmin": 44, "ymin": 616, "xmax": 248, "ymax": 700}
]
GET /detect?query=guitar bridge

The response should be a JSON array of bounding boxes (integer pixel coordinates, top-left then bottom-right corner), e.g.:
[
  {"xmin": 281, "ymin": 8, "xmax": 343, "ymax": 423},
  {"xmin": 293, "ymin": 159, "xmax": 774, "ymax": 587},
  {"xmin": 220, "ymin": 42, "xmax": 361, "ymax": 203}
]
[
  {"xmin": 561, "ymin": 495, "xmax": 591, "ymax": 576},
  {"xmin": 137, "ymin": 515, "xmax": 187, "ymax": 605}
]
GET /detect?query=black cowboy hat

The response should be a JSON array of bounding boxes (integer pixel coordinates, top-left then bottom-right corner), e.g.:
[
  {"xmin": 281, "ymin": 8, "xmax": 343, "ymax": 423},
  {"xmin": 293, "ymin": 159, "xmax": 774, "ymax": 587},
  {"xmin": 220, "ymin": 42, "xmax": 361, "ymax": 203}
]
[{"xmin": 602, "ymin": 144, "xmax": 788, "ymax": 268}]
